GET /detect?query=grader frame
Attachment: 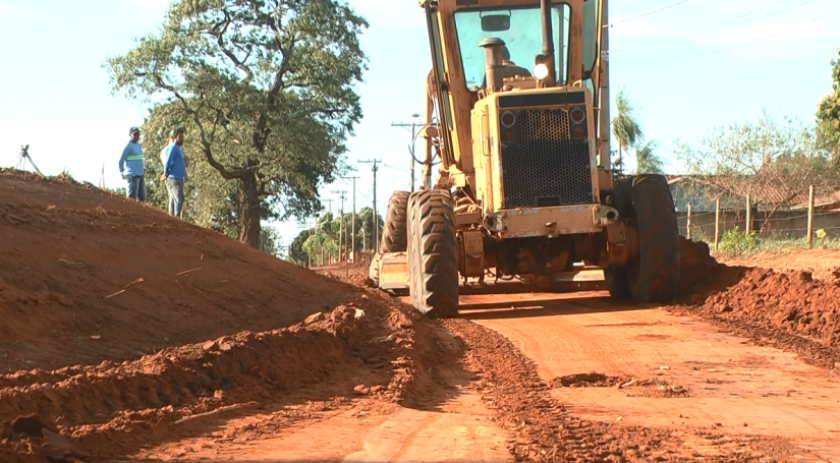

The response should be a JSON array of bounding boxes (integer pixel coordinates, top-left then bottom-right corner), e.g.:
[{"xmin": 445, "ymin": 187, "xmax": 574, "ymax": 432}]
[{"xmin": 371, "ymin": 0, "xmax": 680, "ymax": 317}]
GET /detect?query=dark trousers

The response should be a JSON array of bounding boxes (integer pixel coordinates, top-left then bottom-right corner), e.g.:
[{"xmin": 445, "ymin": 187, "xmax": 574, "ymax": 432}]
[{"xmin": 126, "ymin": 176, "xmax": 146, "ymax": 202}]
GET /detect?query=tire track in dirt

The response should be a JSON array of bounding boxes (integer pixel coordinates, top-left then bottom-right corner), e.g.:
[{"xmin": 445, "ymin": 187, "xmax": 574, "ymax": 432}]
[{"xmin": 443, "ymin": 316, "xmax": 802, "ymax": 462}]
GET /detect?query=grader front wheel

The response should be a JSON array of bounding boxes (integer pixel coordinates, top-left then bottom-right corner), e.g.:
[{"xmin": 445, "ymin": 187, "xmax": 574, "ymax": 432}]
[
  {"xmin": 407, "ymin": 190, "xmax": 459, "ymax": 318},
  {"xmin": 606, "ymin": 175, "xmax": 680, "ymax": 303}
]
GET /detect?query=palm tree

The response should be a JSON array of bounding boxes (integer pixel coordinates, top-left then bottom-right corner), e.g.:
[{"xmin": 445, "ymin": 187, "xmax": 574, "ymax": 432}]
[
  {"xmin": 635, "ymin": 140, "xmax": 664, "ymax": 175},
  {"xmin": 611, "ymin": 87, "xmax": 644, "ymax": 174}
]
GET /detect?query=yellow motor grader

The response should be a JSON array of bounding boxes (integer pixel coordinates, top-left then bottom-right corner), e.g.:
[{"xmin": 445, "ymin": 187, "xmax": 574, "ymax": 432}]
[{"xmin": 370, "ymin": 0, "xmax": 679, "ymax": 317}]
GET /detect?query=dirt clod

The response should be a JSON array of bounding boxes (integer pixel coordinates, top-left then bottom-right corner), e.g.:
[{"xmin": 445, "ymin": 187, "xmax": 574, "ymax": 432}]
[
  {"xmin": 9, "ymin": 415, "xmax": 58, "ymax": 438},
  {"xmin": 305, "ymin": 312, "xmax": 326, "ymax": 325},
  {"xmin": 551, "ymin": 373, "xmax": 622, "ymax": 388}
]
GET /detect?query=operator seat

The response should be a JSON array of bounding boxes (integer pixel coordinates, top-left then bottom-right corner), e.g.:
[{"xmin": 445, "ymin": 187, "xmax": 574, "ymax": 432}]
[
  {"xmin": 501, "ymin": 46, "xmax": 532, "ymax": 78},
  {"xmin": 478, "ymin": 46, "xmax": 532, "ymax": 90}
]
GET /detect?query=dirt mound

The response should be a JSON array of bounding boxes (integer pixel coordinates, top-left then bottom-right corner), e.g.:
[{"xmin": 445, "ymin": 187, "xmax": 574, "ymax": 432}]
[
  {"xmin": 0, "ymin": 170, "xmax": 355, "ymax": 372},
  {"xmin": 672, "ymin": 237, "xmax": 840, "ymax": 365},
  {"xmin": 717, "ymin": 248, "xmax": 840, "ymax": 281},
  {"xmin": 0, "ymin": 269, "xmax": 454, "ymax": 462},
  {"xmin": 679, "ymin": 237, "xmax": 717, "ymax": 266},
  {"xmin": 675, "ymin": 238, "xmax": 748, "ymax": 304},
  {"xmin": 689, "ymin": 268, "xmax": 840, "ymax": 364}
]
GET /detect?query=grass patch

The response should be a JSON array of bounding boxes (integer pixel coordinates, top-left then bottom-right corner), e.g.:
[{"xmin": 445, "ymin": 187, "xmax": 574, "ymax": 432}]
[{"xmin": 693, "ymin": 228, "xmax": 840, "ymax": 257}]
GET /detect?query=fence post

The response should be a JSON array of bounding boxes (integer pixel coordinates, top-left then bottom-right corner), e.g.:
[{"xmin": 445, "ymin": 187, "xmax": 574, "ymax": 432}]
[
  {"xmin": 714, "ymin": 198, "xmax": 720, "ymax": 252},
  {"xmin": 745, "ymin": 193, "xmax": 751, "ymax": 234},
  {"xmin": 686, "ymin": 202, "xmax": 692, "ymax": 240},
  {"xmin": 807, "ymin": 185, "xmax": 815, "ymax": 249}
]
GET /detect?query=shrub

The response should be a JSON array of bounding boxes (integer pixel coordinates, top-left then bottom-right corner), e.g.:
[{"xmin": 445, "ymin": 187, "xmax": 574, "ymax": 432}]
[{"xmin": 718, "ymin": 226, "xmax": 761, "ymax": 255}]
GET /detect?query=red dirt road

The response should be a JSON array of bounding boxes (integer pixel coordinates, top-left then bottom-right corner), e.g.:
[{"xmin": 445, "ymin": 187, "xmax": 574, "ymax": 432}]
[{"xmin": 461, "ymin": 291, "xmax": 840, "ymax": 461}]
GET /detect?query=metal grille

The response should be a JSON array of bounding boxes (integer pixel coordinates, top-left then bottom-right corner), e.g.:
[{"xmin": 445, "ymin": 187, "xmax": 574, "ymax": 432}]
[{"xmin": 499, "ymin": 109, "xmax": 593, "ymax": 208}]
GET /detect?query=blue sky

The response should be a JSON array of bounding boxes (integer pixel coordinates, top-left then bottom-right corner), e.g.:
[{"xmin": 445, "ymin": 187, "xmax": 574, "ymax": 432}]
[{"xmin": 1, "ymin": 0, "xmax": 838, "ymax": 246}]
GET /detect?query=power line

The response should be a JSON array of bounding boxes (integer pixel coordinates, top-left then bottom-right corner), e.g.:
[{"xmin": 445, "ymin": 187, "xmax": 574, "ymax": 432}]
[
  {"xmin": 383, "ymin": 163, "xmax": 409, "ymax": 173},
  {"xmin": 614, "ymin": 5, "xmax": 840, "ymax": 62},
  {"xmin": 613, "ymin": 0, "xmax": 820, "ymax": 54},
  {"xmin": 610, "ymin": 0, "xmax": 692, "ymax": 27}
]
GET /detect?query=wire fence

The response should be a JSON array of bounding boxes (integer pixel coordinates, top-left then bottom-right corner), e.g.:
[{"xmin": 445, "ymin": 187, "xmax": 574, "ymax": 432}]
[{"xmin": 676, "ymin": 186, "xmax": 840, "ymax": 246}]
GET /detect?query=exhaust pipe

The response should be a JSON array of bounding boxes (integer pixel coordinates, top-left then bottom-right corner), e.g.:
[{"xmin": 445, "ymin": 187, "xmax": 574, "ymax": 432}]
[
  {"xmin": 540, "ymin": 0, "xmax": 557, "ymax": 85},
  {"xmin": 480, "ymin": 37, "xmax": 505, "ymax": 92}
]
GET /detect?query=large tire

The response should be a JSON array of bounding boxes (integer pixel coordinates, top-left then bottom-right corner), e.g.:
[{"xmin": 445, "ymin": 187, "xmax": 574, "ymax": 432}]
[
  {"xmin": 607, "ymin": 175, "xmax": 680, "ymax": 303},
  {"xmin": 380, "ymin": 191, "xmax": 410, "ymax": 253},
  {"xmin": 407, "ymin": 190, "xmax": 459, "ymax": 317},
  {"xmin": 367, "ymin": 252, "xmax": 380, "ymax": 287},
  {"xmin": 604, "ymin": 180, "xmax": 633, "ymax": 299}
]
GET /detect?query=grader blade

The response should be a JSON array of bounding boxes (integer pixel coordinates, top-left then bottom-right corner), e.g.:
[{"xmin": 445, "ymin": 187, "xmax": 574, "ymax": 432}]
[{"xmin": 377, "ymin": 252, "xmax": 410, "ymax": 291}]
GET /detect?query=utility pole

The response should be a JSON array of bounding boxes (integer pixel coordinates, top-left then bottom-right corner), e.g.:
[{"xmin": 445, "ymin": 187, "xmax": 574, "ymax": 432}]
[
  {"xmin": 320, "ymin": 197, "xmax": 334, "ymax": 265},
  {"xmin": 342, "ymin": 176, "xmax": 360, "ymax": 262},
  {"xmin": 99, "ymin": 164, "xmax": 106, "ymax": 189},
  {"xmin": 331, "ymin": 190, "xmax": 347, "ymax": 262},
  {"xmin": 599, "ymin": 0, "xmax": 611, "ymax": 169},
  {"xmin": 360, "ymin": 159, "xmax": 382, "ymax": 249},
  {"xmin": 391, "ymin": 113, "xmax": 422, "ymax": 192}
]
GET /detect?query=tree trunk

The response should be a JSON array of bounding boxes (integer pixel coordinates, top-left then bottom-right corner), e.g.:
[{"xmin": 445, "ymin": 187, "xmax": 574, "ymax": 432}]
[{"xmin": 238, "ymin": 176, "xmax": 261, "ymax": 248}]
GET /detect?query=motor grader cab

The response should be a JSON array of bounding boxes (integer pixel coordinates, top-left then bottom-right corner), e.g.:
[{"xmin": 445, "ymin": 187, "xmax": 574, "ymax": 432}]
[{"xmin": 370, "ymin": 0, "xmax": 680, "ymax": 317}]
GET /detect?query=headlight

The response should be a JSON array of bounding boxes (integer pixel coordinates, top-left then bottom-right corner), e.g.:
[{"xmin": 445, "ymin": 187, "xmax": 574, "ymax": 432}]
[{"xmin": 533, "ymin": 63, "xmax": 549, "ymax": 80}]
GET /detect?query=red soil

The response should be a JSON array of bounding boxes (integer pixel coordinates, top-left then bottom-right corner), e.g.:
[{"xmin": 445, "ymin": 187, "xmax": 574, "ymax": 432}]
[{"xmin": 0, "ymin": 170, "xmax": 351, "ymax": 372}]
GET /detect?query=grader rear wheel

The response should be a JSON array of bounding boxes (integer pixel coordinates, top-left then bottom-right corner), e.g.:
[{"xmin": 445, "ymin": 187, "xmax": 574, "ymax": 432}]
[
  {"xmin": 408, "ymin": 189, "xmax": 459, "ymax": 318},
  {"xmin": 606, "ymin": 175, "xmax": 680, "ymax": 303},
  {"xmin": 380, "ymin": 191, "xmax": 410, "ymax": 253}
]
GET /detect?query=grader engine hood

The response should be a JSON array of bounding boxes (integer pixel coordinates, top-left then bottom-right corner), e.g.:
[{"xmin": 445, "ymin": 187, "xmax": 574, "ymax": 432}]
[
  {"xmin": 474, "ymin": 88, "xmax": 598, "ymax": 210},
  {"xmin": 470, "ymin": 86, "xmax": 612, "ymax": 238}
]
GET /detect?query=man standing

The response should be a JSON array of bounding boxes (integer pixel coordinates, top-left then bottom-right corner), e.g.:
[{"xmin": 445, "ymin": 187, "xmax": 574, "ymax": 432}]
[
  {"xmin": 161, "ymin": 127, "xmax": 187, "ymax": 218},
  {"xmin": 159, "ymin": 135, "xmax": 175, "ymax": 214},
  {"xmin": 500, "ymin": 46, "xmax": 531, "ymax": 78},
  {"xmin": 119, "ymin": 127, "xmax": 146, "ymax": 201}
]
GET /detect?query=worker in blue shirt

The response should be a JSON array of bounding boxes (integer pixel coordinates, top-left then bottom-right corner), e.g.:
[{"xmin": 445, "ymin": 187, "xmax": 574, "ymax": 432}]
[
  {"xmin": 161, "ymin": 127, "xmax": 187, "ymax": 218},
  {"xmin": 119, "ymin": 127, "xmax": 146, "ymax": 201}
]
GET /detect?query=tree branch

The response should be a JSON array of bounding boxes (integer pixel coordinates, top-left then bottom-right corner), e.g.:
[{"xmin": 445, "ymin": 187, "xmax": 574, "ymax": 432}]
[
  {"xmin": 209, "ymin": 9, "xmax": 255, "ymax": 84},
  {"xmin": 150, "ymin": 69, "xmax": 247, "ymax": 180}
]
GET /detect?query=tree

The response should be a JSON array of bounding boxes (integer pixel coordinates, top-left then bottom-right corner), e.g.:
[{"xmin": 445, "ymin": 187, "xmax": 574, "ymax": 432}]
[
  {"xmin": 259, "ymin": 226, "xmax": 284, "ymax": 258},
  {"xmin": 635, "ymin": 140, "xmax": 663, "ymax": 175},
  {"xmin": 816, "ymin": 49, "xmax": 840, "ymax": 163},
  {"xmin": 107, "ymin": 0, "xmax": 368, "ymax": 248},
  {"xmin": 611, "ymin": 87, "xmax": 643, "ymax": 173},
  {"xmin": 288, "ymin": 206, "xmax": 382, "ymax": 265},
  {"xmin": 288, "ymin": 228, "xmax": 311, "ymax": 265},
  {"xmin": 674, "ymin": 110, "xmax": 833, "ymax": 222}
]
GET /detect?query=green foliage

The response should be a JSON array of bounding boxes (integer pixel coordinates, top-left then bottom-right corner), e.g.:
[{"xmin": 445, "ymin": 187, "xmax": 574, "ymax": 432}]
[
  {"xmin": 816, "ymin": 49, "xmax": 840, "ymax": 164},
  {"xmin": 288, "ymin": 228, "xmax": 312, "ymax": 265},
  {"xmin": 612, "ymin": 87, "xmax": 643, "ymax": 150},
  {"xmin": 609, "ymin": 149, "xmax": 624, "ymax": 178},
  {"xmin": 259, "ymin": 227, "xmax": 284, "ymax": 258},
  {"xmin": 106, "ymin": 0, "xmax": 368, "ymax": 247},
  {"xmin": 677, "ymin": 110, "xmax": 828, "ymax": 177},
  {"xmin": 673, "ymin": 111, "xmax": 834, "ymax": 212},
  {"xmin": 634, "ymin": 140, "xmax": 663, "ymax": 175},
  {"xmin": 611, "ymin": 87, "xmax": 643, "ymax": 175},
  {"xmin": 718, "ymin": 227, "xmax": 761, "ymax": 255},
  {"xmin": 288, "ymin": 207, "xmax": 382, "ymax": 265}
]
